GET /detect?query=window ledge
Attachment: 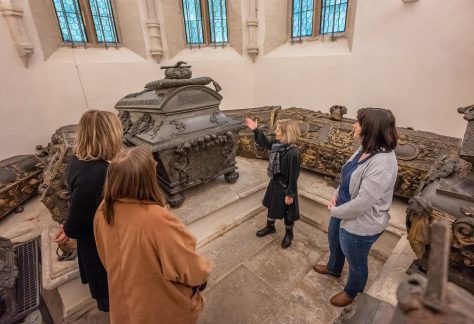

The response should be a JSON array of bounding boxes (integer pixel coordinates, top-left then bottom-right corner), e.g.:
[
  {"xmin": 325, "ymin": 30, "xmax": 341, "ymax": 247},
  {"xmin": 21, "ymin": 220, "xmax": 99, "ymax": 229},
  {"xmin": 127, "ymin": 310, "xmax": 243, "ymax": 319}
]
[
  {"xmin": 46, "ymin": 46, "xmax": 147, "ymax": 64},
  {"xmin": 266, "ymin": 36, "xmax": 350, "ymax": 58},
  {"xmin": 173, "ymin": 46, "xmax": 241, "ymax": 61}
]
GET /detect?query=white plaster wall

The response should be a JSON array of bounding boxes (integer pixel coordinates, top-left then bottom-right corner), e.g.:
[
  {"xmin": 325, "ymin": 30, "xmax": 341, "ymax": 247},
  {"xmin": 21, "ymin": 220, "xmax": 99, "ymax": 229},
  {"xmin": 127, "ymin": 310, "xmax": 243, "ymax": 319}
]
[
  {"xmin": 0, "ymin": 0, "xmax": 473, "ymax": 160},
  {"xmin": 253, "ymin": 0, "xmax": 474, "ymax": 137}
]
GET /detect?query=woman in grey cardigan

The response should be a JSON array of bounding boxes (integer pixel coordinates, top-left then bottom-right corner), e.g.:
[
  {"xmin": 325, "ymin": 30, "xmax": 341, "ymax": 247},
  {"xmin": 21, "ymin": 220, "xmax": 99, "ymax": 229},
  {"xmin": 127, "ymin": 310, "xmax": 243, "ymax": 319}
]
[{"xmin": 313, "ymin": 108, "xmax": 398, "ymax": 307}]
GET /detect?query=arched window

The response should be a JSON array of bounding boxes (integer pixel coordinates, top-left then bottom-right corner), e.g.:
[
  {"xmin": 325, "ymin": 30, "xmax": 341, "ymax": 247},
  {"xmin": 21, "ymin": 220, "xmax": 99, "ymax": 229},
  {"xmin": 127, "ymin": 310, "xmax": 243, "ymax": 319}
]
[
  {"xmin": 182, "ymin": 0, "xmax": 228, "ymax": 46},
  {"xmin": 291, "ymin": 0, "xmax": 349, "ymax": 41},
  {"xmin": 51, "ymin": 0, "xmax": 119, "ymax": 47}
]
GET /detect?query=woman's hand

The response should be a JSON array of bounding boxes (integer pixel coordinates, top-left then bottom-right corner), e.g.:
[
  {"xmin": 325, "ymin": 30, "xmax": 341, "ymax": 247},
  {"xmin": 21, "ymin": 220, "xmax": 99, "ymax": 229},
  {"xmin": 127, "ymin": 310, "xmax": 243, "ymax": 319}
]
[
  {"xmin": 327, "ymin": 196, "xmax": 337, "ymax": 210},
  {"xmin": 245, "ymin": 118, "xmax": 258, "ymax": 131},
  {"xmin": 53, "ymin": 225, "xmax": 69, "ymax": 244},
  {"xmin": 285, "ymin": 196, "xmax": 293, "ymax": 205}
]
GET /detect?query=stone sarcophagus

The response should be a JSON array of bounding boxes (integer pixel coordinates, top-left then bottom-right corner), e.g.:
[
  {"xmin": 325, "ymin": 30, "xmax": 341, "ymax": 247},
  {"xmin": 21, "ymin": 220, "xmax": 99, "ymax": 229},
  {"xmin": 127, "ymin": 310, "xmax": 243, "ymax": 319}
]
[
  {"xmin": 406, "ymin": 105, "xmax": 474, "ymax": 294},
  {"xmin": 115, "ymin": 62, "xmax": 244, "ymax": 208},
  {"xmin": 0, "ymin": 155, "xmax": 43, "ymax": 220}
]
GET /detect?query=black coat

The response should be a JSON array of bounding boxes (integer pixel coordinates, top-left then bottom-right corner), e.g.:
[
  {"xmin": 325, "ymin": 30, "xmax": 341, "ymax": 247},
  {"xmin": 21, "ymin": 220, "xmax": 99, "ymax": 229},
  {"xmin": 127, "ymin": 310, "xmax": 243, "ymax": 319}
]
[
  {"xmin": 63, "ymin": 156, "xmax": 109, "ymax": 311},
  {"xmin": 254, "ymin": 129, "xmax": 301, "ymax": 221}
]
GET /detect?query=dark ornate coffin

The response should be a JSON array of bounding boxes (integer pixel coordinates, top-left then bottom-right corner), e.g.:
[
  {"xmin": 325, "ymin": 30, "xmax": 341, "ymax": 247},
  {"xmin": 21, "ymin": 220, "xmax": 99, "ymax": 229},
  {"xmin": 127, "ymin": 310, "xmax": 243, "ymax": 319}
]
[
  {"xmin": 406, "ymin": 105, "xmax": 474, "ymax": 293},
  {"xmin": 0, "ymin": 155, "xmax": 43, "ymax": 220},
  {"xmin": 228, "ymin": 106, "xmax": 461, "ymax": 198},
  {"xmin": 115, "ymin": 63, "xmax": 244, "ymax": 208}
]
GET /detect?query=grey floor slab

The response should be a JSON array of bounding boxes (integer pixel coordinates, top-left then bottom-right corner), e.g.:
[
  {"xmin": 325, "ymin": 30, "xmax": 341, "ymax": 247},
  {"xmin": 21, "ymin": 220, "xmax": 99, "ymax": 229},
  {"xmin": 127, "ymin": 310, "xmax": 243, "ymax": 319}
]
[
  {"xmin": 243, "ymin": 222, "xmax": 326, "ymax": 296},
  {"xmin": 197, "ymin": 214, "xmax": 386, "ymax": 324},
  {"xmin": 199, "ymin": 213, "xmax": 280, "ymax": 287},
  {"xmin": 198, "ymin": 265, "xmax": 283, "ymax": 324}
]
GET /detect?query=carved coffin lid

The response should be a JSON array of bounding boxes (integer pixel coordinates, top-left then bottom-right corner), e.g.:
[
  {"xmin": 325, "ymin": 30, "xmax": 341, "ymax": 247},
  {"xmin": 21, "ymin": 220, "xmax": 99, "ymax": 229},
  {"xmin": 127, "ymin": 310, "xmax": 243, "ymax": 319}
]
[
  {"xmin": 115, "ymin": 85, "xmax": 243, "ymax": 152},
  {"xmin": 0, "ymin": 155, "xmax": 42, "ymax": 188},
  {"xmin": 115, "ymin": 85, "xmax": 222, "ymax": 113}
]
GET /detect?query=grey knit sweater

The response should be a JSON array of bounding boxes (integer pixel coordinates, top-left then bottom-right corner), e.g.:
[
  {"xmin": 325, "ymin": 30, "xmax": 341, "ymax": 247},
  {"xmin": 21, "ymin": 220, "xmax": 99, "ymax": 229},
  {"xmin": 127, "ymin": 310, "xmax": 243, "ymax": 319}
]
[{"xmin": 331, "ymin": 147, "xmax": 398, "ymax": 236}]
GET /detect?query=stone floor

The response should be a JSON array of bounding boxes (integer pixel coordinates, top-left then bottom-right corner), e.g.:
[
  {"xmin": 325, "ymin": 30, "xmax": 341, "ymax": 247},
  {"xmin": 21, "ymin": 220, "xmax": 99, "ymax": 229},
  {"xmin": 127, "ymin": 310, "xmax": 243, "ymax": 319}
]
[{"xmin": 197, "ymin": 211, "xmax": 384, "ymax": 324}]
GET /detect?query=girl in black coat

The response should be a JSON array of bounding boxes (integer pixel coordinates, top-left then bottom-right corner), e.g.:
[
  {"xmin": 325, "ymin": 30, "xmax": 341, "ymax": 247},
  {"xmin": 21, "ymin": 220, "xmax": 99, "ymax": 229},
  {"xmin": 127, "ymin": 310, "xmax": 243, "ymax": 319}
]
[
  {"xmin": 245, "ymin": 118, "xmax": 301, "ymax": 248},
  {"xmin": 54, "ymin": 110, "xmax": 123, "ymax": 312}
]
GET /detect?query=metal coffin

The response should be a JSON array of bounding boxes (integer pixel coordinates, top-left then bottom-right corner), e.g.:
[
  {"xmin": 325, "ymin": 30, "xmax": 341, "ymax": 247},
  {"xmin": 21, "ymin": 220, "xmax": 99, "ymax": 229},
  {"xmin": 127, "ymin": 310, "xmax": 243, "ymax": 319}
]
[
  {"xmin": 115, "ymin": 69, "xmax": 243, "ymax": 208},
  {"xmin": 0, "ymin": 155, "xmax": 43, "ymax": 220},
  {"xmin": 227, "ymin": 106, "xmax": 462, "ymax": 199},
  {"xmin": 406, "ymin": 105, "xmax": 474, "ymax": 293}
]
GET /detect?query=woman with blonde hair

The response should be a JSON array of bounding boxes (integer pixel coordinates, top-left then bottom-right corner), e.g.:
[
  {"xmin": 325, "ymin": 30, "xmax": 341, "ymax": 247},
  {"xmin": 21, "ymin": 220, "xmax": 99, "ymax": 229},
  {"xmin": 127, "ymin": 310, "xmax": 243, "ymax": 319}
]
[
  {"xmin": 245, "ymin": 118, "xmax": 301, "ymax": 248},
  {"xmin": 94, "ymin": 146, "xmax": 212, "ymax": 324},
  {"xmin": 53, "ymin": 110, "xmax": 123, "ymax": 312}
]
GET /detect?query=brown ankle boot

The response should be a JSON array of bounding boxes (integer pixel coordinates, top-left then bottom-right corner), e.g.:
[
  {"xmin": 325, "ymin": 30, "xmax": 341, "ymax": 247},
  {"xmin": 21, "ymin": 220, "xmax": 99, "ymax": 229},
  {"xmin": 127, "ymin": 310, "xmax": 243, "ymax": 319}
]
[
  {"xmin": 312, "ymin": 264, "xmax": 341, "ymax": 278},
  {"xmin": 329, "ymin": 291, "xmax": 354, "ymax": 307}
]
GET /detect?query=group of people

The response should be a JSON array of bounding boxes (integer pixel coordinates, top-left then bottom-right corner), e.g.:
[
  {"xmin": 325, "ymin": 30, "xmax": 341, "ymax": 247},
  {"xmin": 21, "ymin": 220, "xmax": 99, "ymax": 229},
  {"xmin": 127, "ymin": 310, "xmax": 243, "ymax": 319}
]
[{"xmin": 54, "ymin": 106, "xmax": 399, "ymax": 323}]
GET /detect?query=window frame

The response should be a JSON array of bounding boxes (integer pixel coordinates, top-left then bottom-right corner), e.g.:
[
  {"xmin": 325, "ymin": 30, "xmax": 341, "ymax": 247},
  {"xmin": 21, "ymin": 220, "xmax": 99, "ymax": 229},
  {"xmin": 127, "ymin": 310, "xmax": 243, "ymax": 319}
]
[
  {"xmin": 50, "ymin": 0, "xmax": 121, "ymax": 48},
  {"xmin": 289, "ymin": 0, "xmax": 352, "ymax": 43},
  {"xmin": 181, "ymin": 0, "xmax": 230, "ymax": 48}
]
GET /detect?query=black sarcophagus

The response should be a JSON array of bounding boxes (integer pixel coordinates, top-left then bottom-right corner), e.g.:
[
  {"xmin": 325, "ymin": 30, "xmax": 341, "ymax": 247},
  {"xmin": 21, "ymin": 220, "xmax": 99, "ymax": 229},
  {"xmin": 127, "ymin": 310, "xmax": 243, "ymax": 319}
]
[{"xmin": 115, "ymin": 62, "xmax": 244, "ymax": 207}]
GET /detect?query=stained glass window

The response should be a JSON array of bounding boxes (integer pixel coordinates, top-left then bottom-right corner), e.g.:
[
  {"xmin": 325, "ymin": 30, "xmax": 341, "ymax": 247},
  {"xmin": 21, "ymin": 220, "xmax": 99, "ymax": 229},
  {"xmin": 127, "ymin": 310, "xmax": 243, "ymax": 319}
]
[
  {"xmin": 52, "ymin": 0, "xmax": 87, "ymax": 43},
  {"xmin": 292, "ymin": 0, "xmax": 314, "ymax": 39},
  {"xmin": 89, "ymin": 0, "xmax": 118, "ymax": 43},
  {"xmin": 182, "ymin": 0, "xmax": 204, "ymax": 44},
  {"xmin": 208, "ymin": 0, "xmax": 228, "ymax": 43},
  {"xmin": 320, "ymin": 0, "xmax": 348, "ymax": 35}
]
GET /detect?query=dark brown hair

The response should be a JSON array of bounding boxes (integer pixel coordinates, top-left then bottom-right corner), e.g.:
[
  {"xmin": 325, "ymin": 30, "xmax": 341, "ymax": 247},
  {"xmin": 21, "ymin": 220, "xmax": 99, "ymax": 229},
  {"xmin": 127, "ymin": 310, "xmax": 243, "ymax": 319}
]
[
  {"xmin": 357, "ymin": 108, "xmax": 398, "ymax": 153},
  {"xmin": 102, "ymin": 147, "xmax": 165, "ymax": 225}
]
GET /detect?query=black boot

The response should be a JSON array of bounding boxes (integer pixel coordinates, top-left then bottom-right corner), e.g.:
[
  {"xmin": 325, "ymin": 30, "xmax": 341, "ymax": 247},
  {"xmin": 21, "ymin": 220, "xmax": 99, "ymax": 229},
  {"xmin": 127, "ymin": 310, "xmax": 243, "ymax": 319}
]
[
  {"xmin": 281, "ymin": 227, "xmax": 293, "ymax": 249},
  {"xmin": 256, "ymin": 220, "xmax": 276, "ymax": 237}
]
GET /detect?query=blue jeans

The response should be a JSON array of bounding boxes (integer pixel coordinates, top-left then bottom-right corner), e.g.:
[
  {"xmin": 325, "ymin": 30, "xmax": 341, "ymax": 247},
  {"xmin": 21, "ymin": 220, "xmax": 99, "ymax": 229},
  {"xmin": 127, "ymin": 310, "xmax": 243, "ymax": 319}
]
[{"xmin": 326, "ymin": 217, "xmax": 381, "ymax": 299}]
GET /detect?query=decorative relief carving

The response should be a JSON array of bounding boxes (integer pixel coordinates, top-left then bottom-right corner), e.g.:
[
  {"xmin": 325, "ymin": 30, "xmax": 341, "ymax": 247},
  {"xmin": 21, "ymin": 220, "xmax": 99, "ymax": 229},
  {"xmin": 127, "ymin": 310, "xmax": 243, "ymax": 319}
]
[
  {"xmin": 170, "ymin": 119, "xmax": 186, "ymax": 135},
  {"xmin": 0, "ymin": 0, "xmax": 34, "ymax": 67},
  {"xmin": 210, "ymin": 112, "xmax": 229, "ymax": 126},
  {"xmin": 129, "ymin": 113, "xmax": 154, "ymax": 136}
]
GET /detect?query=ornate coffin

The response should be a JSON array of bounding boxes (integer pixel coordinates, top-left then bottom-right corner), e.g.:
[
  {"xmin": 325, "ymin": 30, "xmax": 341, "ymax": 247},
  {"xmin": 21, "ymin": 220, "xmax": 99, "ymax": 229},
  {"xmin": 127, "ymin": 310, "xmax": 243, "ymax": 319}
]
[
  {"xmin": 228, "ymin": 106, "xmax": 461, "ymax": 198},
  {"xmin": 38, "ymin": 125, "xmax": 78, "ymax": 260},
  {"xmin": 115, "ymin": 62, "xmax": 244, "ymax": 208},
  {"xmin": 406, "ymin": 105, "xmax": 474, "ymax": 293},
  {"xmin": 38, "ymin": 125, "xmax": 77, "ymax": 224},
  {"xmin": 0, "ymin": 155, "xmax": 43, "ymax": 220},
  {"xmin": 224, "ymin": 106, "xmax": 281, "ymax": 159}
]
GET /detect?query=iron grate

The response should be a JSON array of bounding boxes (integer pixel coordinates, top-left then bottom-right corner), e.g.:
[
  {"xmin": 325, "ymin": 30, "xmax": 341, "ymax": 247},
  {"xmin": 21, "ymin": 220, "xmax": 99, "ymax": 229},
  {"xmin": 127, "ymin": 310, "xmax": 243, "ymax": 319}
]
[{"xmin": 13, "ymin": 238, "xmax": 40, "ymax": 317}]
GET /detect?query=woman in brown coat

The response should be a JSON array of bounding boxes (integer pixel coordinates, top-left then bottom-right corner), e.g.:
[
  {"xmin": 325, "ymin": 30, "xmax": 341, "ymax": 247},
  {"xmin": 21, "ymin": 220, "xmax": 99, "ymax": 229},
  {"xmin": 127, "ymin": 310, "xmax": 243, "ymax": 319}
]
[{"xmin": 94, "ymin": 147, "xmax": 212, "ymax": 324}]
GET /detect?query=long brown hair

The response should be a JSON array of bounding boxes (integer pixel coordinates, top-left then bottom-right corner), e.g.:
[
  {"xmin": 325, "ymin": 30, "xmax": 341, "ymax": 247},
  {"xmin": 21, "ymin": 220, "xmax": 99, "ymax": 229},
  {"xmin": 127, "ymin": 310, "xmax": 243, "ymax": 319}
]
[
  {"xmin": 75, "ymin": 110, "xmax": 123, "ymax": 161},
  {"xmin": 357, "ymin": 108, "xmax": 398, "ymax": 153},
  {"xmin": 102, "ymin": 147, "xmax": 165, "ymax": 225}
]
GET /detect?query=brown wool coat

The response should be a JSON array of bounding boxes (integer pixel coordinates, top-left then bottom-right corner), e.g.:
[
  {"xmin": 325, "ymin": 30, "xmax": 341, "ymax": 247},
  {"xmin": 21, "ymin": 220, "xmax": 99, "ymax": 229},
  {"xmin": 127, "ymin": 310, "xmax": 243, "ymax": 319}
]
[{"xmin": 93, "ymin": 199, "xmax": 212, "ymax": 324}]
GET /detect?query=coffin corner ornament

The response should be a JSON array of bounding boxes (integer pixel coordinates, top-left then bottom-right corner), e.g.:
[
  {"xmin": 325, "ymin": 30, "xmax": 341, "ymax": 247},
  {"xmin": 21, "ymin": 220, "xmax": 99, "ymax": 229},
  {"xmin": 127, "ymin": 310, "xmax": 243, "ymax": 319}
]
[
  {"xmin": 406, "ymin": 104, "xmax": 474, "ymax": 294},
  {"xmin": 115, "ymin": 62, "xmax": 244, "ymax": 208}
]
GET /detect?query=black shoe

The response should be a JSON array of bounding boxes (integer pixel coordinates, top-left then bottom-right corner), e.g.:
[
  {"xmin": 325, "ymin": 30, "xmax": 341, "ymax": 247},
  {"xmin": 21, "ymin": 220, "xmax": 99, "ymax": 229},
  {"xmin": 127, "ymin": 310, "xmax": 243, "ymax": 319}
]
[
  {"xmin": 256, "ymin": 225, "xmax": 276, "ymax": 237},
  {"xmin": 281, "ymin": 228, "xmax": 293, "ymax": 249}
]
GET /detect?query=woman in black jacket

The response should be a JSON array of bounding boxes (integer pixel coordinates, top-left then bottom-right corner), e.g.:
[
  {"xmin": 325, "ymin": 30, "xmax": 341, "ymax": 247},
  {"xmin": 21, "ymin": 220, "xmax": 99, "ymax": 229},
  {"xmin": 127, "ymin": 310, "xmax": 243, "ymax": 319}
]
[
  {"xmin": 53, "ymin": 110, "xmax": 123, "ymax": 312},
  {"xmin": 245, "ymin": 118, "xmax": 301, "ymax": 248}
]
